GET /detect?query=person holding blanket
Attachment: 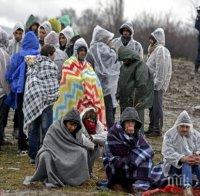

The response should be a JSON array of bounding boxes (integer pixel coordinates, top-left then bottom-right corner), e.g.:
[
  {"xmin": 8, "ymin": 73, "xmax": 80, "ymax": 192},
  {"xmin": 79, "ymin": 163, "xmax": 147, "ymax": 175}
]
[
  {"xmin": 23, "ymin": 44, "xmax": 59, "ymax": 164},
  {"xmin": 23, "ymin": 109, "xmax": 93, "ymax": 187},
  {"xmin": 53, "ymin": 37, "xmax": 106, "ymax": 126},
  {"xmin": 103, "ymin": 107, "xmax": 154, "ymax": 193}
]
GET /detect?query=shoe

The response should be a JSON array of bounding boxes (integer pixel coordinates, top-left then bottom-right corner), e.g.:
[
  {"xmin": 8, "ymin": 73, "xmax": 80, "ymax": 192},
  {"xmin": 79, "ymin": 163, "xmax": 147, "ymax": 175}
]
[
  {"xmin": 183, "ymin": 186, "xmax": 193, "ymax": 196},
  {"xmin": 30, "ymin": 159, "xmax": 35, "ymax": 165},
  {"xmin": 145, "ymin": 131, "xmax": 162, "ymax": 137},
  {"xmin": 17, "ymin": 150, "xmax": 28, "ymax": 156}
]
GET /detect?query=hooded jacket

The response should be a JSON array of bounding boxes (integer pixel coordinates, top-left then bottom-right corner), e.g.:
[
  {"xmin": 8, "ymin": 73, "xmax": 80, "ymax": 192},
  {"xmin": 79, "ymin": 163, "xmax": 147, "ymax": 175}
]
[
  {"xmin": 8, "ymin": 22, "xmax": 24, "ymax": 56},
  {"xmin": 162, "ymin": 111, "xmax": 200, "ymax": 176},
  {"xmin": 5, "ymin": 31, "xmax": 39, "ymax": 108},
  {"xmin": 0, "ymin": 28, "xmax": 10, "ymax": 98},
  {"xmin": 116, "ymin": 46, "xmax": 154, "ymax": 110},
  {"xmin": 25, "ymin": 14, "xmax": 39, "ymax": 34},
  {"xmin": 112, "ymin": 22, "xmax": 143, "ymax": 60},
  {"xmin": 146, "ymin": 28, "xmax": 172, "ymax": 92}
]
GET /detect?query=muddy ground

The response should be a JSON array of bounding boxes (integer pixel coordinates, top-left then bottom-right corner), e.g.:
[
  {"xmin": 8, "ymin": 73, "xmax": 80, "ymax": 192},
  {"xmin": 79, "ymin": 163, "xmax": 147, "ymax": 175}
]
[{"xmin": 0, "ymin": 59, "xmax": 200, "ymax": 195}]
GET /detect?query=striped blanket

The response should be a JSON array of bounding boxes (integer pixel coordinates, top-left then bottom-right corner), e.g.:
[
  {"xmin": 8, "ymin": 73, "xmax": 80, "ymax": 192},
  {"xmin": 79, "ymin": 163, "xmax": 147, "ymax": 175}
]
[{"xmin": 53, "ymin": 56, "xmax": 106, "ymax": 126}]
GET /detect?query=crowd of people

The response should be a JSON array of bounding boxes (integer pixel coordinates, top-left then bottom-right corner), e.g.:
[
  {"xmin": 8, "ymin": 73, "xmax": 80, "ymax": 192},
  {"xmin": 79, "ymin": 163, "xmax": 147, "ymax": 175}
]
[{"xmin": 0, "ymin": 13, "xmax": 199, "ymax": 196}]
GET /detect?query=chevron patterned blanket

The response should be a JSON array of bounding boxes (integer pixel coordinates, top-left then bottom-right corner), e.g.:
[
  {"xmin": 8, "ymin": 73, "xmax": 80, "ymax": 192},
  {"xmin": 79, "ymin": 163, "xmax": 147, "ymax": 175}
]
[{"xmin": 53, "ymin": 56, "xmax": 106, "ymax": 126}]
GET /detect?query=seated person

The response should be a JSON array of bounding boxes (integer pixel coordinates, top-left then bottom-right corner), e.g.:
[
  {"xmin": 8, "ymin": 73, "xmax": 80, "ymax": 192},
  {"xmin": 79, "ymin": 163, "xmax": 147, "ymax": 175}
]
[
  {"xmin": 24, "ymin": 109, "xmax": 92, "ymax": 187},
  {"xmin": 81, "ymin": 107, "xmax": 107, "ymax": 178},
  {"xmin": 103, "ymin": 107, "xmax": 153, "ymax": 193},
  {"xmin": 162, "ymin": 110, "xmax": 200, "ymax": 196}
]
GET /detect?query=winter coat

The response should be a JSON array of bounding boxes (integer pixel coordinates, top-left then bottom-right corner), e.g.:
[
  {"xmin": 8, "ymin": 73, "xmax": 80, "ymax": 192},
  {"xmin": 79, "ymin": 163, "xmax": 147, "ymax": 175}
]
[
  {"xmin": 5, "ymin": 31, "xmax": 39, "ymax": 108},
  {"xmin": 112, "ymin": 21, "xmax": 143, "ymax": 60},
  {"xmin": 162, "ymin": 111, "xmax": 200, "ymax": 176},
  {"xmin": 146, "ymin": 28, "xmax": 172, "ymax": 92},
  {"xmin": 116, "ymin": 46, "xmax": 154, "ymax": 110}
]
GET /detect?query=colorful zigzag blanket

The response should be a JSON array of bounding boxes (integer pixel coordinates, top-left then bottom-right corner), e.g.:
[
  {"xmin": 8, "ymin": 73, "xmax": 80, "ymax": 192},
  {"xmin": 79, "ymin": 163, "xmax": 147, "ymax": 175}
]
[{"xmin": 53, "ymin": 56, "xmax": 106, "ymax": 126}]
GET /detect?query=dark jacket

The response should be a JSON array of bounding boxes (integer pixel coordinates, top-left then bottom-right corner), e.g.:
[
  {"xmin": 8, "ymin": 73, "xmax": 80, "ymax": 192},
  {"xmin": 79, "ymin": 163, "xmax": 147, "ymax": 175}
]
[{"xmin": 116, "ymin": 46, "xmax": 154, "ymax": 110}]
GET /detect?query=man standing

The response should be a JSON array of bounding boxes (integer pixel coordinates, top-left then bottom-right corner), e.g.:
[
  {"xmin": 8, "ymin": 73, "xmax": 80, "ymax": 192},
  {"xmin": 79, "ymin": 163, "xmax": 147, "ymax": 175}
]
[
  {"xmin": 38, "ymin": 21, "xmax": 52, "ymax": 47},
  {"xmin": 112, "ymin": 21, "xmax": 143, "ymax": 59},
  {"xmin": 145, "ymin": 28, "xmax": 172, "ymax": 137},
  {"xmin": 116, "ymin": 46, "xmax": 154, "ymax": 132}
]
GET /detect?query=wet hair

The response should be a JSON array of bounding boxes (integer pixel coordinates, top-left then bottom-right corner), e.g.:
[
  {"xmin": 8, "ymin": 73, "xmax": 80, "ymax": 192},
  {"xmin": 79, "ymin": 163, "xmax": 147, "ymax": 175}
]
[{"xmin": 40, "ymin": 44, "xmax": 56, "ymax": 56}]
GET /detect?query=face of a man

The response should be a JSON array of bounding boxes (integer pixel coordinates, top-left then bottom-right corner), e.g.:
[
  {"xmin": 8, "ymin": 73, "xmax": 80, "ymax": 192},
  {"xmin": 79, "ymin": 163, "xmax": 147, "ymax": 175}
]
[
  {"xmin": 65, "ymin": 121, "xmax": 78, "ymax": 133},
  {"xmin": 13, "ymin": 29, "xmax": 23, "ymax": 42},
  {"xmin": 38, "ymin": 27, "xmax": 47, "ymax": 41},
  {"xmin": 31, "ymin": 24, "xmax": 39, "ymax": 32},
  {"xmin": 59, "ymin": 34, "xmax": 67, "ymax": 46},
  {"xmin": 122, "ymin": 28, "xmax": 131, "ymax": 38},
  {"xmin": 149, "ymin": 36, "xmax": 157, "ymax": 45},
  {"xmin": 178, "ymin": 125, "xmax": 190, "ymax": 136},
  {"xmin": 78, "ymin": 48, "xmax": 87, "ymax": 61},
  {"xmin": 124, "ymin": 120, "xmax": 135, "ymax": 135}
]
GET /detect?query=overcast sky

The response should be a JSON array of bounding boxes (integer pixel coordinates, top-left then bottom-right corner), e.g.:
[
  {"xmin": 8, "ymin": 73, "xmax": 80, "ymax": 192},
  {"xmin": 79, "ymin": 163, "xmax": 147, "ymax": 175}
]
[{"xmin": 0, "ymin": 0, "xmax": 198, "ymax": 29}]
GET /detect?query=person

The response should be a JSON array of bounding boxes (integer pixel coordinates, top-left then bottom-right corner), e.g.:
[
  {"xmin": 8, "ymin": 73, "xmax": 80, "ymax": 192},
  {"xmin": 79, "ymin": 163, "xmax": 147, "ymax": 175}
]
[
  {"xmin": 5, "ymin": 31, "xmax": 40, "ymax": 154},
  {"xmin": 112, "ymin": 21, "xmax": 143, "ymax": 60},
  {"xmin": 23, "ymin": 109, "xmax": 92, "ymax": 187},
  {"xmin": 8, "ymin": 22, "xmax": 24, "ymax": 56},
  {"xmin": 81, "ymin": 107, "xmax": 107, "ymax": 178},
  {"xmin": 0, "ymin": 28, "xmax": 10, "ymax": 149},
  {"xmin": 38, "ymin": 21, "xmax": 52, "ymax": 47},
  {"xmin": 48, "ymin": 18, "xmax": 61, "ymax": 33},
  {"xmin": 44, "ymin": 31, "xmax": 68, "ymax": 81},
  {"xmin": 87, "ymin": 25, "xmax": 119, "ymax": 129},
  {"xmin": 59, "ymin": 26, "xmax": 74, "ymax": 57},
  {"xmin": 25, "ymin": 14, "xmax": 40, "ymax": 36},
  {"xmin": 116, "ymin": 46, "xmax": 154, "ymax": 132},
  {"xmin": 53, "ymin": 37, "xmax": 106, "ymax": 126},
  {"xmin": 7, "ymin": 22, "xmax": 25, "ymax": 139},
  {"xmin": 145, "ymin": 28, "xmax": 172, "ymax": 137},
  {"xmin": 23, "ymin": 44, "xmax": 59, "ymax": 164},
  {"xmin": 103, "ymin": 107, "xmax": 154, "ymax": 193},
  {"xmin": 58, "ymin": 15, "xmax": 71, "ymax": 30},
  {"xmin": 162, "ymin": 110, "xmax": 200, "ymax": 196},
  {"xmin": 195, "ymin": 6, "xmax": 200, "ymax": 73}
]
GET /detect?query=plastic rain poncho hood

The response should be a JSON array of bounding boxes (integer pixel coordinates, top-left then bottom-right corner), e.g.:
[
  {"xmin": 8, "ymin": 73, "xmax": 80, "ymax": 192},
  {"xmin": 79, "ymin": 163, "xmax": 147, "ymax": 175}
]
[
  {"xmin": 59, "ymin": 26, "xmax": 74, "ymax": 44},
  {"xmin": 39, "ymin": 21, "xmax": 52, "ymax": 35},
  {"xmin": 73, "ymin": 37, "xmax": 88, "ymax": 58}
]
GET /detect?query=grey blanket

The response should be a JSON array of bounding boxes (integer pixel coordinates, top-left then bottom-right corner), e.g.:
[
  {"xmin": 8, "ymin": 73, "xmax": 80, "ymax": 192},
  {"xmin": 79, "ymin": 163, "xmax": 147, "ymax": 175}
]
[{"xmin": 24, "ymin": 109, "xmax": 89, "ymax": 187}]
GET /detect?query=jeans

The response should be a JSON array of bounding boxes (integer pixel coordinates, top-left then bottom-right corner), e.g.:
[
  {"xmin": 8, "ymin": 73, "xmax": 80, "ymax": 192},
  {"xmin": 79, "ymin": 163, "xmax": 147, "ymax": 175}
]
[
  {"xmin": 169, "ymin": 163, "xmax": 200, "ymax": 187},
  {"xmin": 28, "ymin": 105, "xmax": 53, "ymax": 159},
  {"xmin": 16, "ymin": 93, "xmax": 28, "ymax": 151},
  {"xmin": 0, "ymin": 95, "xmax": 9, "ymax": 145}
]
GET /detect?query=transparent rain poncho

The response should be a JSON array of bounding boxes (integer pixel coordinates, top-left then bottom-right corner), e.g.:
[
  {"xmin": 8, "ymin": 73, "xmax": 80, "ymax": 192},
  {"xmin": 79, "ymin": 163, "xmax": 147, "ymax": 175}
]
[
  {"xmin": 59, "ymin": 26, "xmax": 74, "ymax": 45},
  {"xmin": 112, "ymin": 21, "xmax": 143, "ymax": 60},
  {"xmin": 39, "ymin": 21, "xmax": 52, "ymax": 35},
  {"xmin": 88, "ymin": 25, "xmax": 120, "ymax": 100},
  {"xmin": 146, "ymin": 28, "xmax": 172, "ymax": 92},
  {"xmin": 161, "ymin": 111, "xmax": 200, "ymax": 176}
]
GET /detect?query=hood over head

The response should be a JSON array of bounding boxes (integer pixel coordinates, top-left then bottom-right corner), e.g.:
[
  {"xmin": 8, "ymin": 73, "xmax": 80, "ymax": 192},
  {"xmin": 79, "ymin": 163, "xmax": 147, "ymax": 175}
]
[
  {"xmin": 22, "ymin": 31, "xmax": 39, "ymax": 50},
  {"xmin": 119, "ymin": 21, "xmax": 134, "ymax": 36},
  {"xmin": 91, "ymin": 25, "xmax": 114, "ymax": 44},
  {"xmin": 120, "ymin": 107, "xmax": 142, "ymax": 131},
  {"xmin": 118, "ymin": 46, "xmax": 140, "ymax": 61},
  {"xmin": 39, "ymin": 21, "xmax": 52, "ymax": 35},
  {"xmin": 151, "ymin": 28, "xmax": 165, "ymax": 45},
  {"xmin": 44, "ymin": 31, "xmax": 59, "ymax": 47},
  {"xmin": 73, "ymin": 37, "xmax": 88, "ymax": 57},
  {"xmin": 0, "ymin": 27, "xmax": 9, "ymax": 49}
]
